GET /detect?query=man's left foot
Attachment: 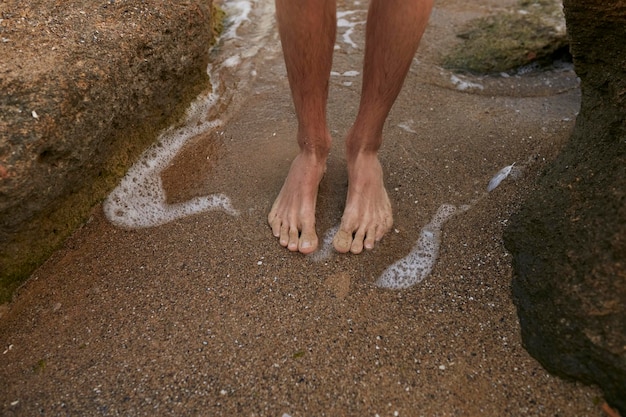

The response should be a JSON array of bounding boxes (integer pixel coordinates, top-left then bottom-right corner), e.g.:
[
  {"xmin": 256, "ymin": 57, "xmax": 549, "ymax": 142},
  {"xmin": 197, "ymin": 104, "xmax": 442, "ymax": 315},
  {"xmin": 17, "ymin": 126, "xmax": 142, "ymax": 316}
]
[{"xmin": 333, "ymin": 152, "xmax": 393, "ymax": 254}]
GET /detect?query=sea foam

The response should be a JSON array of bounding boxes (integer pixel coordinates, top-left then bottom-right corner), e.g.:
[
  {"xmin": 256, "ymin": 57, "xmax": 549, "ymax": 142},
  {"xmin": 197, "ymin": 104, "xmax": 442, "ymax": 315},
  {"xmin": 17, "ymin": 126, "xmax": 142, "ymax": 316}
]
[
  {"xmin": 103, "ymin": 0, "xmax": 272, "ymax": 229},
  {"xmin": 103, "ymin": 98, "xmax": 238, "ymax": 229},
  {"xmin": 376, "ymin": 204, "xmax": 458, "ymax": 289},
  {"xmin": 308, "ymin": 225, "xmax": 340, "ymax": 263}
]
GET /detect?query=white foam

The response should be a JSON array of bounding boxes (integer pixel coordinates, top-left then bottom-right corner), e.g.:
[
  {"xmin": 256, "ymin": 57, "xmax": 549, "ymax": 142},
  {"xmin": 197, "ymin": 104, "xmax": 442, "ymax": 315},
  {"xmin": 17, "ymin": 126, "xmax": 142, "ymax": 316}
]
[
  {"xmin": 222, "ymin": 54, "xmax": 242, "ymax": 68},
  {"xmin": 398, "ymin": 120, "xmax": 417, "ymax": 134},
  {"xmin": 336, "ymin": 10, "xmax": 364, "ymax": 49},
  {"xmin": 341, "ymin": 26, "xmax": 358, "ymax": 49},
  {"xmin": 103, "ymin": 97, "xmax": 239, "ymax": 228},
  {"xmin": 337, "ymin": 18, "xmax": 353, "ymax": 27},
  {"xmin": 308, "ymin": 225, "xmax": 339, "ymax": 262},
  {"xmin": 376, "ymin": 204, "xmax": 457, "ymax": 289},
  {"xmin": 331, "ymin": 70, "xmax": 360, "ymax": 78},
  {"xmin": 222, "ymin": 1, "xmax": 252, "ymax": 40},
  {"xmin": 487, "ymin": 163, "xmax": 515, "ymax": 192},
  {"xmin": 103, "ymin": 0, "xmax": 277, "ymax": 229},
  {"xmin": 450, "ymin": 74, "xmax": 484, "ymax": 91},
  {"xmin": 337, "ymin": 10, "xmax": 359, "ymax": 20}
]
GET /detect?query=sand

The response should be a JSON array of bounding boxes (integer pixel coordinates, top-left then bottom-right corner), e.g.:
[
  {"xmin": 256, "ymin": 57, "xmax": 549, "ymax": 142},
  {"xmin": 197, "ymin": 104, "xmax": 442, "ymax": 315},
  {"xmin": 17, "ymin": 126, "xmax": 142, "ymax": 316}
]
[{"xmin": 0, "ymin": 0, "xmax": 607, "ymax": 415}]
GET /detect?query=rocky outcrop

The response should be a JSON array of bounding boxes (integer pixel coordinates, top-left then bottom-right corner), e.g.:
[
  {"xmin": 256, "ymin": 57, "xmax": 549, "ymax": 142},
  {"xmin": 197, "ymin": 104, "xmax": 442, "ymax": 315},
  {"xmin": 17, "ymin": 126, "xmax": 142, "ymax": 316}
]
[
  {"xmin": 504, "ymin": 0, "xmax": 626, "ymax": 413},
  {"xmin": 0, "ymin": 0, "xmax": 219, "ymax": 302},
  {"xmin": 443, "ymin": 0, "xmax": 569, "ymax": 74}
]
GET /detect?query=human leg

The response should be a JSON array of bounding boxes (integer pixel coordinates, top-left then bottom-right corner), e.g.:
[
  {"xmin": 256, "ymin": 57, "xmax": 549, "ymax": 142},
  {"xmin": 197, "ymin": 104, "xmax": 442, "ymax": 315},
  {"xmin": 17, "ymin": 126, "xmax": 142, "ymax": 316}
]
[
  {"xmin": 268, "ymin": 0, "xmax": 337, "ymax": 254},
  {"xmin": 333, "ymin": 0, "xmax": 434, "ymax": 253}
]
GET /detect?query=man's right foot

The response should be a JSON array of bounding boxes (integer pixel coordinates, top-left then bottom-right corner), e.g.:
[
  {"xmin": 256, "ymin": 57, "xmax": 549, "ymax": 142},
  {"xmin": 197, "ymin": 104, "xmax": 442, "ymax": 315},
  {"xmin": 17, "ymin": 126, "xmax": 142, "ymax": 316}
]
[{"xmin": 268, "ymin": 151, "xmax": 327, "ymax": 254}]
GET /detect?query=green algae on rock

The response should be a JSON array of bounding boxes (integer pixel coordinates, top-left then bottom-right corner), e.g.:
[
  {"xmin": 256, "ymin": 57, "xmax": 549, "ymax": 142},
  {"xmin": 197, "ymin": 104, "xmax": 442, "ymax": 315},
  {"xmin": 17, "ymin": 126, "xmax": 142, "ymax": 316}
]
[{"xmin": 443, "ymin": 0, "xmax": 568, "ymax": 74}]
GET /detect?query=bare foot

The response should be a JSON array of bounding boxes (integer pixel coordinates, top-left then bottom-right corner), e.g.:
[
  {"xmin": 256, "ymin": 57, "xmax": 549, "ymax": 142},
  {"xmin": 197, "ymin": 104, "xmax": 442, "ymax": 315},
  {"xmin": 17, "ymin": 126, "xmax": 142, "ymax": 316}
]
[
  {"xmin": 268, "ymin": 152, "xmax": 326, "ymax": 254},
  {"xmin": 333, "ymin": 152, "xmax": 393, "ymax": 254}
]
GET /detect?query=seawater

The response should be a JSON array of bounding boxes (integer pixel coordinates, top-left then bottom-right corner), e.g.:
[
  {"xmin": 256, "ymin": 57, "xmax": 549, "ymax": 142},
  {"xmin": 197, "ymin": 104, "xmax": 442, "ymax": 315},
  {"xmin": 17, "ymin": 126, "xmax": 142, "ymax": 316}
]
[
  {"xmin": 102, "ymin": 0, "xmax": 520, "ymax": 291},
  {"xmin": 103, "ymin": 0, "xmax": 274, "ymax": 229},
  {"xmin": 103, "ymin": 0, "xmax": 370, "ymax": 229},
  {"xmin": 376, "ymin": 204, "xmax": 458, "ymax": 290}
]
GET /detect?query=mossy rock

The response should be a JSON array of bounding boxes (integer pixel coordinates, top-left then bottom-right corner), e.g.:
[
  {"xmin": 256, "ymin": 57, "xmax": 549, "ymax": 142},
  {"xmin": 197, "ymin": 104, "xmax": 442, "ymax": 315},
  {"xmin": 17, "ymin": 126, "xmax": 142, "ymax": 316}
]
[
  {"xmin": 0, "ymin": 0, "xmax": 223, "ymax": 303},
  {"xmin": 443, "ymin": 1, "xmax": 568, "ymax": 74}
]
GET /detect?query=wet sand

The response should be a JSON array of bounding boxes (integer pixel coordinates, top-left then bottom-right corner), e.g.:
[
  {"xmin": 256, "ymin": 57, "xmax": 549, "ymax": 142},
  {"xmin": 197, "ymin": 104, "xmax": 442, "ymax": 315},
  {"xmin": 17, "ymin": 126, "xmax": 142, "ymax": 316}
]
[{"xmin": 0, "ymin": 0, "xmax": 607, "ymax": 415}]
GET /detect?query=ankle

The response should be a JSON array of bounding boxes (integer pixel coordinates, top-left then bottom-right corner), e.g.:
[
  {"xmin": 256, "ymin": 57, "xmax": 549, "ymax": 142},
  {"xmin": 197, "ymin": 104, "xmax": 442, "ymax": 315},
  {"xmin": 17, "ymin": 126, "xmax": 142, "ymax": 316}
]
[
  {"xmin": 298, "ymin": 131, "xmax": 332, "ymax": 160},
  {"xmin": 345, "ymin": 145, "xmax": 380, "ymax": 166},
  {"xmin": 345, "ymin": 127, "xmax": 382, "ymax": 159}
]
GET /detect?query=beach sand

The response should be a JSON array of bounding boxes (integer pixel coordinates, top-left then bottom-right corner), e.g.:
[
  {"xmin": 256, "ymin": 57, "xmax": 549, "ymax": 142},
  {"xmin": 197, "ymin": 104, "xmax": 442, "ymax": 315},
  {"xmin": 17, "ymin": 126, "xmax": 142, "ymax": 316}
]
[{"xmin": 0, "ymin": 0, "xmax": 607, "ymax": 415}]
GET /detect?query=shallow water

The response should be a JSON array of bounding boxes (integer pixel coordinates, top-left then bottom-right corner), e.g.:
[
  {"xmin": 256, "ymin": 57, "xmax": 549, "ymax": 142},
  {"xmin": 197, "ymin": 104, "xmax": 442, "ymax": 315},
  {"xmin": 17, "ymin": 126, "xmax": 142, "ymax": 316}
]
[
  {"xmin": 104, "ymin": 0, "xmax": 578, "ymax": 288},
  {"xmin": 104, "ymin": 0, "xmax": 276, "ymax": 228}
]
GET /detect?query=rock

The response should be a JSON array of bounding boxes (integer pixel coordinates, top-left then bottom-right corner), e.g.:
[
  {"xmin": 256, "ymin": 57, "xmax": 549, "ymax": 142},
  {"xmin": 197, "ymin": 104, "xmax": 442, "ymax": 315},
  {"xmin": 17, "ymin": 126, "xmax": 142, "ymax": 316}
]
[
  {"xmin": 504, "ymin": 0, "xmax": 626, "ymax": 413},
  {"xmin": 443, "ymin": 0, "xmax": 569, "ymax": 74},
  {"xmin": 0, "ymin": 0, "xmax": 220, "ymax": 302}
]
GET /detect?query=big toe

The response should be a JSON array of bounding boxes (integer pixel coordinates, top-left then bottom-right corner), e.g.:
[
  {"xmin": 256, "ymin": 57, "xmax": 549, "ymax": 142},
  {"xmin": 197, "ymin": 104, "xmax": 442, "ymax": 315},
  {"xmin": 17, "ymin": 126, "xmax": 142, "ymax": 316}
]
[
  {"xmin": 299, "ymin": 232, "xmax": 318, "ymax": 254},
  {"xmin": 333, "ymin": 229, "xmax": 353, "ymax": 253}
]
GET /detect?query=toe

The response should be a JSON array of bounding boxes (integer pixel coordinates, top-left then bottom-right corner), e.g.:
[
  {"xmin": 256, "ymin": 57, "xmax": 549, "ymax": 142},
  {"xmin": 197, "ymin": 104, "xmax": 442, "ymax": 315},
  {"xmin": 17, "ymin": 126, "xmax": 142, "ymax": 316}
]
[
  {"xmin": 299, "ymin": 234, "xmax": 318, "ymax": 254},
  {"xmin": 376, "ymin": 217, "xmax": 393, "ymax": 242},
  {"xmin": 279, "ymin": 224, "xmax": 290, "ymax": 247},
  {"xmin": 288, "ymin": 227, "xmax": 299, "ymax": 251},
  {"xmin": 333, "ymin": 229, "xmax": 353, "ymax": 253},
  {"xmin": 270, "ymin": 220, "xmax": 281, "ymax": 238},
  {"xmin": 298, "ymin": 223, "xmax": 318, "ymax": 254},
  {"xmin": 268, "ymin": 211, "xmax": 280, "ymax": 238},
  {"xmin": 364, "ymin": 227, "xmax": 377, "ymax": 250},
  {"xmin": 350, "ymin": 228, "xmax": 365, "ymax": 254}
]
